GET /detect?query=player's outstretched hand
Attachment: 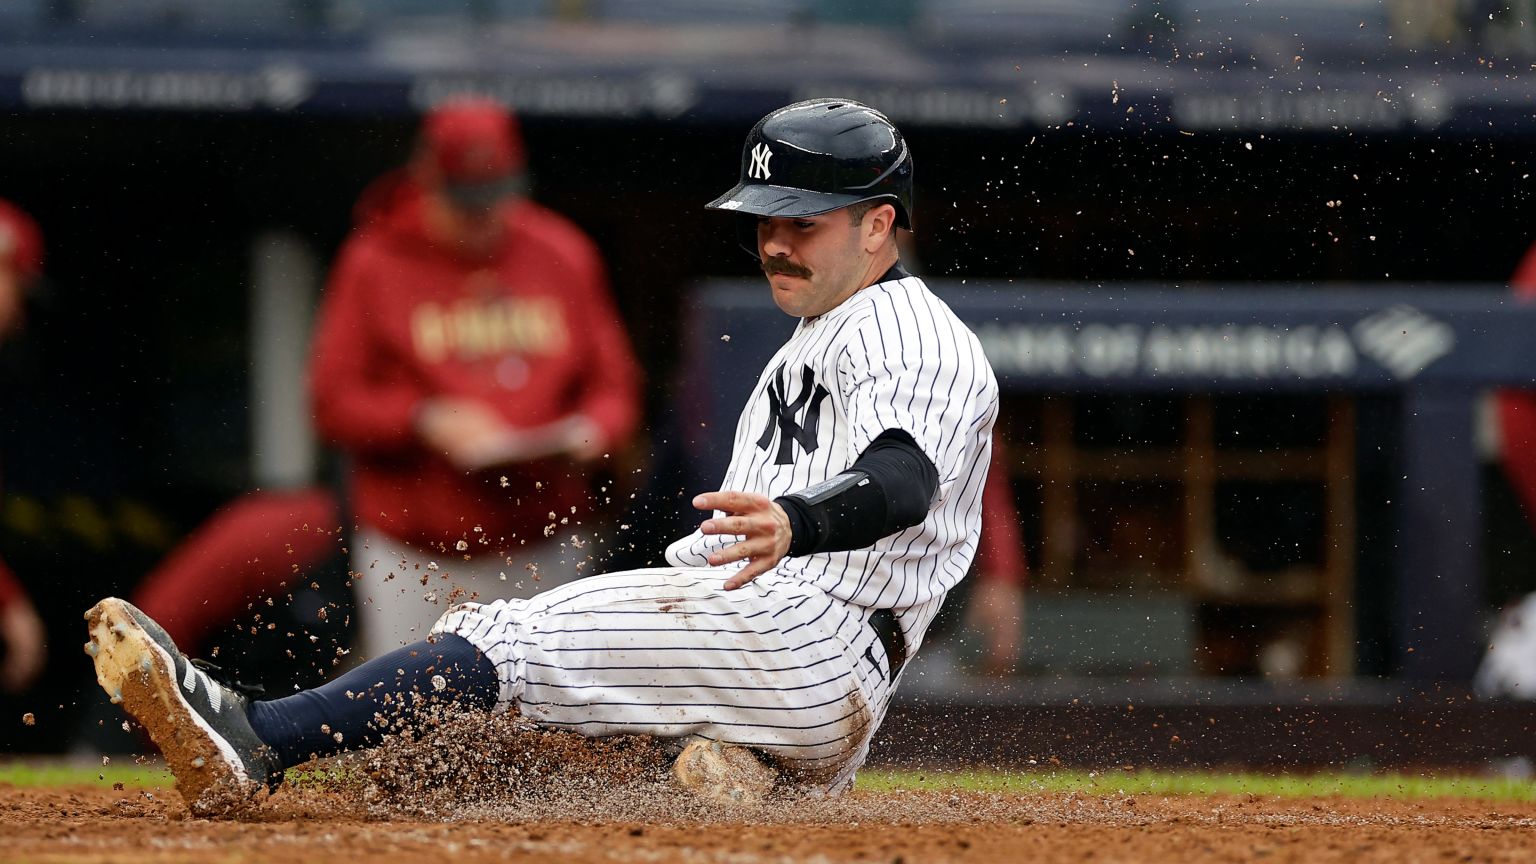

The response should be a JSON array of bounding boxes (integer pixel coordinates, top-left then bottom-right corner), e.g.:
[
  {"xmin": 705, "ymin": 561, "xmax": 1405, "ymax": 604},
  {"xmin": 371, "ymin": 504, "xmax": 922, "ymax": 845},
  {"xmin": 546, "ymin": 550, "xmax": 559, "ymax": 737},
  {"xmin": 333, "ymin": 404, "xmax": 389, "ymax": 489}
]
[
  {"xmin": 416, "ymin": 398, "xmax": 585, "ymax": 470},
  {"xmin": 0, "ymin": 596, "xmax": 46, "ymax": 692},
  {"xmin": 415, "ymin": 397, "xmax": 520, "ymax": 469},
  {"xmin": 965, "ymin": 579, "xmax": 1024, "ymax": 676},
  {"xmin": 693, "ymin": 491, "xmax": 792, "ymax": 590}
]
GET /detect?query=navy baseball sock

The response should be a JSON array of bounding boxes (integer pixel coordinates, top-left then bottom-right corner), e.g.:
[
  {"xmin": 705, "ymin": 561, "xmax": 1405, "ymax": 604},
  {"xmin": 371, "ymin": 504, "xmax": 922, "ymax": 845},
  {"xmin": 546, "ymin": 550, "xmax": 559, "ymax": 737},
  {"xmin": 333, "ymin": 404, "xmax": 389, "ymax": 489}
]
[{"xmin": 247, "ymin": 634, "xmax": 499, "ymax": 769}]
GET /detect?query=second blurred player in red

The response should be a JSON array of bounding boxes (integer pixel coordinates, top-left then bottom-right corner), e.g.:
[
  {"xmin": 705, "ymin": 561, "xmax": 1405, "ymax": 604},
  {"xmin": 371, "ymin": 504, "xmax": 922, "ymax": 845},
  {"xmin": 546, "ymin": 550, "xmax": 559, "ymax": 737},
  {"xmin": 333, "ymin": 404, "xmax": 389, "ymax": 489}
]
[
  {"xmin": 0, "ymin": 198, "xmax": 47, "ymax": 693},
  {"xmin": 310, "ymin": 99, "xmax": 642, "ymax": 659}
]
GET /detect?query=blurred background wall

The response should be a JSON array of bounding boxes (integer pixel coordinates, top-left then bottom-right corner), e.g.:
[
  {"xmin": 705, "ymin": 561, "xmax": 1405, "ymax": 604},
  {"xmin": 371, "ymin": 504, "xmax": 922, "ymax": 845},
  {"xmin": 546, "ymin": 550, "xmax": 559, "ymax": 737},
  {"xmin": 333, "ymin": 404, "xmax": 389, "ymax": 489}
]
[{"xmin": 5, "ymin": 0, "xmax": 1536, "ymax": 754}]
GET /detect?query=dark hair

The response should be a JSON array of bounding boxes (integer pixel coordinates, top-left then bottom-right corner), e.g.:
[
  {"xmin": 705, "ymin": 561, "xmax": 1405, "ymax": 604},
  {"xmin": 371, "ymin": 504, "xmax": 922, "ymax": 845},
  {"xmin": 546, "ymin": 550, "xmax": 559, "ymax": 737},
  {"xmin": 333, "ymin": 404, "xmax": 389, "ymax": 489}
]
[{"xmin": 846, "ymin": 199, "xmax": 892, "ymax": 226}]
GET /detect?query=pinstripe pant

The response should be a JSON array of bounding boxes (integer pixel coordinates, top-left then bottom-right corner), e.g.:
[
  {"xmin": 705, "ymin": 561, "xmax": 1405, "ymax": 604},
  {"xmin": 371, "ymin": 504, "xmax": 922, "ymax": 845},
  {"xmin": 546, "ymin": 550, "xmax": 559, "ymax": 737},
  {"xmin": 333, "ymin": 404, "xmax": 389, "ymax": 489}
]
[{"xmin": 431, "ymin": 567, "xmax": 902, "ymax": 792}]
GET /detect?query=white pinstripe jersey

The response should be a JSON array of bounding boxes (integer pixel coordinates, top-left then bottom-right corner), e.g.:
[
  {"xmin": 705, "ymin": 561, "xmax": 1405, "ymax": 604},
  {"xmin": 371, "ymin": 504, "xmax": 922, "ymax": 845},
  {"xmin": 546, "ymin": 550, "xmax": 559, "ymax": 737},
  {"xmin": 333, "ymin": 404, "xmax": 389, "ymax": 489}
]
[{"xmin": 666, "ymin": 270, "xmax": 999, "ymax": 641}]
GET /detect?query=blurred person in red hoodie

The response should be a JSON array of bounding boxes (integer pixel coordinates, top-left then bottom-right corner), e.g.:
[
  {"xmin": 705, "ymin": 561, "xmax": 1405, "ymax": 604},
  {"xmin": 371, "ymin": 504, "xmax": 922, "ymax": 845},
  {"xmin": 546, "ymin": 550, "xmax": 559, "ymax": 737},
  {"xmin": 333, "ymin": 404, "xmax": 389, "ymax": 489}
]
[
  {"xmin": 1498, "ymin": 246, "xmax": 1536, "ymax": 540},
  {"xmin": 1476, "ymin": 245, "xmax": 1536, "ymax": 699},
  {"xmin": 967, "ymin": 441, "xmax": 1027, "ymax": 675},
  {"xmin": 888, "ymin": 234, "xmax": 1026, "ymax": 676},
  {"xmin": 310, "ymin": 100, "xmax": 642, "ymax": 660},
  {"xmin": 0, "ymin": 198, "xmax": 47, "ymax": 693}
]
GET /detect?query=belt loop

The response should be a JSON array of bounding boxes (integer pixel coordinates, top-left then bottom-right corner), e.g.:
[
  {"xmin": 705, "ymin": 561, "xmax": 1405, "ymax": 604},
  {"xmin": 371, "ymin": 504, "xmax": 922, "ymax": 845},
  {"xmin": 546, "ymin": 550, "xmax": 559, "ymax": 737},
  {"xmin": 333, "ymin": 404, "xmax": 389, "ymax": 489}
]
[{"xmin": 868, "ymin": 608, "xmax": 907, "ymax": 678}]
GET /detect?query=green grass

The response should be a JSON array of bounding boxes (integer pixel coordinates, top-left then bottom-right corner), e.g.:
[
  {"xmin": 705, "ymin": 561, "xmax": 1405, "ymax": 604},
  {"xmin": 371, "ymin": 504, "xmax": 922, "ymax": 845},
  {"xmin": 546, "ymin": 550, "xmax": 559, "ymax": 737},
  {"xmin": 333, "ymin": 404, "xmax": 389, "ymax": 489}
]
[
  {"xmin": 0, "ymin": 760, "xmax": 173, "ymax": 789},
  {"xmin": 856, "ymin": 768, "xmax": 1536, "ymax": 802},
  {"xmin": 3, "ymin": 760, "xmax": 1532, "ymax": 803}
]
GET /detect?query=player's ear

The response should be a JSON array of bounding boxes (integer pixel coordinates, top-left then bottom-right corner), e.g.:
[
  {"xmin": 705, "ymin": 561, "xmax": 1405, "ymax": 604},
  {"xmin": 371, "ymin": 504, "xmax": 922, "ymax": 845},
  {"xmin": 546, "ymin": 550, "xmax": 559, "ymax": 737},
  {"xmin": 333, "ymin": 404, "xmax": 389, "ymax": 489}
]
[{"xmin": 861, "ymin": 203, "xmax": 897, "ymax": 253}]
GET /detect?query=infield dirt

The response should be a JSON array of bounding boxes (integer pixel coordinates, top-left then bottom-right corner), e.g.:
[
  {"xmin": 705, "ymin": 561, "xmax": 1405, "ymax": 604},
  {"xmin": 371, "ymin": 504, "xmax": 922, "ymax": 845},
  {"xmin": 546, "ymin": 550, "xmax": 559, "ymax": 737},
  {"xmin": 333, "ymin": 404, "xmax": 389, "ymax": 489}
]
[{"xmin": 4, "ymin": 781, "xmax": 1535, "ymax": 863}]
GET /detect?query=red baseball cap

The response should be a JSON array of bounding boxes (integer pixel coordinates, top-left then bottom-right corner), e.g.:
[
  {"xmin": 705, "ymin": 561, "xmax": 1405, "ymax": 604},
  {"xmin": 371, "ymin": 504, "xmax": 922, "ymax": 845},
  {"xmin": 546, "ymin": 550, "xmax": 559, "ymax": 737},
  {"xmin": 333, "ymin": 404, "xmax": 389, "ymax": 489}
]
[
  {"xmin": 0, "ymin": 199, "xmax": 43, "ymax": 280},
  {"xmin": 418, "ymin": 98, "xmax": 528, "ymax": 209}
]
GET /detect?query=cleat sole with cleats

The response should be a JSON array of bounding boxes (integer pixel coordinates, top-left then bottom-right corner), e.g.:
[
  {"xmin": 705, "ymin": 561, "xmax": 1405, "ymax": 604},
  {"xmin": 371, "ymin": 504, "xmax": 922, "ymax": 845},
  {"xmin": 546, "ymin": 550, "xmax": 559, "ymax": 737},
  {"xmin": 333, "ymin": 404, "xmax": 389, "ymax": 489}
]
[{"xmin": 85, "ymin": 598, "xmax": 268, "ymax": 816}]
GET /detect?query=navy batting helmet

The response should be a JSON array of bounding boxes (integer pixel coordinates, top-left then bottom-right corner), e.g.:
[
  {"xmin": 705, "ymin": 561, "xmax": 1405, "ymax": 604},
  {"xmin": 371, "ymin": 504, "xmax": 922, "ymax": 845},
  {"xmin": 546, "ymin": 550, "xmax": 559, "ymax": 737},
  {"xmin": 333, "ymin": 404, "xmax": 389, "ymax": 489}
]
[{"xmin": 707, "ymin": 98, "xmax": 914, "ymax": 230}]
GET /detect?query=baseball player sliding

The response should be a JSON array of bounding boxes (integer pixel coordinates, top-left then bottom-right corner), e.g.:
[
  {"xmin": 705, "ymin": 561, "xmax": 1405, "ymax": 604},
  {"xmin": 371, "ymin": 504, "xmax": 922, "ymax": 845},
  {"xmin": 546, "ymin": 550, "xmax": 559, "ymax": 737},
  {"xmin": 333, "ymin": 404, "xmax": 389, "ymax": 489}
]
[{"xmin": 84, "ymin": 98, "xmax": 1000, "ymax": 815}]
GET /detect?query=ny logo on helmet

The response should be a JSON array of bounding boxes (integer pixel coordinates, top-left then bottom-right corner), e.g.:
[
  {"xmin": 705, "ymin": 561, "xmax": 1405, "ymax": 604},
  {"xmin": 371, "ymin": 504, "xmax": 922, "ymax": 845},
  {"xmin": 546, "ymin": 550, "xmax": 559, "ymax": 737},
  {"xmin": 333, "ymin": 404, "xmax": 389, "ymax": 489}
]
[
  {"xmin": 757, "ymin": 362, "xmax": 830, "ymax": 465},
  {"xmin": 749, "ymin": 143, "xmax": 773, "ymax": 180}
]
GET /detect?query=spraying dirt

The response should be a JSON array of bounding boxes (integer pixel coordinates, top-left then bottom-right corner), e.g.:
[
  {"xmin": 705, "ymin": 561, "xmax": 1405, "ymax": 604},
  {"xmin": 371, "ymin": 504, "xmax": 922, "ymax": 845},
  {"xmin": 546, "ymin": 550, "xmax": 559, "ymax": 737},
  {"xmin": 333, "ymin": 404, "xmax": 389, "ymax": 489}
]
[{"xmin": 10, "ymin": 711, "xmax": 1536, "ymax": 861}]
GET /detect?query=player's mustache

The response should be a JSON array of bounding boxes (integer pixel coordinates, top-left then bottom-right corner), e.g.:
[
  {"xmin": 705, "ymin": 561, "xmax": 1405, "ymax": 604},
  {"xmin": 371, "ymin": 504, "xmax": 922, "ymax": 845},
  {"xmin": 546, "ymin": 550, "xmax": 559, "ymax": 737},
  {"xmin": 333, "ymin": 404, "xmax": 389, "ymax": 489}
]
[{"xmin": 761, "ymin": 258, "xmax": 813, "ymax": 279}]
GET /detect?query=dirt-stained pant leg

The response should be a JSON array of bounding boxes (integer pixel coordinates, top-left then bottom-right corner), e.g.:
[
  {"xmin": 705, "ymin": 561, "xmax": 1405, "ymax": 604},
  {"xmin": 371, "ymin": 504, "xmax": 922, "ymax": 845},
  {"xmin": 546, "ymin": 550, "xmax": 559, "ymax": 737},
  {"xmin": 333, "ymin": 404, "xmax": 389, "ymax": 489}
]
[{"xmin": 431, "ymin": 567, "xmax": 895, "ymax": 791}]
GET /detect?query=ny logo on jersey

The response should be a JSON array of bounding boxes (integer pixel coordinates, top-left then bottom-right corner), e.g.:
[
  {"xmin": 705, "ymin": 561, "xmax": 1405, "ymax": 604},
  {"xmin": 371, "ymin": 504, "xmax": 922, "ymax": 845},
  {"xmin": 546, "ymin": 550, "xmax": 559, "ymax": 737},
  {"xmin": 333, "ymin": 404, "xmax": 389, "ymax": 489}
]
[
  {"xmin": 757, "ymin": 362, "xmax": 830, "ymax": 465},
  {"xmin": 749, "ymin": 143, "xmax": 773, "ymax": 180}
]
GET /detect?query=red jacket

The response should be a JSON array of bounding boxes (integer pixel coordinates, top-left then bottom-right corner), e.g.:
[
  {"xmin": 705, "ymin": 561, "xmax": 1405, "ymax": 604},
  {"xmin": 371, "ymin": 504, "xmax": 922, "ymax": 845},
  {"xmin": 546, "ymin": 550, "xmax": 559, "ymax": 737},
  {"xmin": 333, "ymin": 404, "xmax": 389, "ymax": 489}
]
[
  {"xmin": 310, "ymin": 175, "xmax": 642, "ymax": 550},
  {"xmin": 0, "ymin": 560, "xmax": 20, "ymax": 612},
  {"xmin": 977, "ymin": 442, "xmax": 1027, "ymax": 586},
  {"xmin": 1500, "ymin": 245, "xmax": 1536, "ymax": 531}
]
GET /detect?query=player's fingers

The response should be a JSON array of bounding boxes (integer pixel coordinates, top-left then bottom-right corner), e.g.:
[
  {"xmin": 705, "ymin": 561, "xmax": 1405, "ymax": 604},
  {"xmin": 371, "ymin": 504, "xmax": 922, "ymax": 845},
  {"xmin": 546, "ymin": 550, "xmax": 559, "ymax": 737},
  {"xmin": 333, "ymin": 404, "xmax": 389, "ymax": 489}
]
[
  {"xmin": 710, "ymin": 526, "xmax": 787, "ymax": 567},
  {"xmin": 699, "ymin": 515, "xmax": 754, "ymax": 536},
  {"xmin": 693, "ymin": 490, "xmax": 766, "ymax": 514},
  {"xmin": 724, "ymin": 557, "xmax": 772, "ymax": 590},
  {"xmin": 706, "ymin": 536, "xmax": 764, "ymax": 567}
]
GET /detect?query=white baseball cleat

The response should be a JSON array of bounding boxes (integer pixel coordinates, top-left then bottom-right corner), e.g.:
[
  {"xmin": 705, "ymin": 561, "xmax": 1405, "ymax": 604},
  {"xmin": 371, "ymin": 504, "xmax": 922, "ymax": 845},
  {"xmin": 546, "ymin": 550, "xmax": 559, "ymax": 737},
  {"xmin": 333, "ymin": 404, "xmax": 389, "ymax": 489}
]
[
  {"xmin": 672, "ymin": 736, "xmax": 777, "ymax": 805},
  {"xmin": 84, "ymin": 597, "xmax": 280, "ymax": 817}
]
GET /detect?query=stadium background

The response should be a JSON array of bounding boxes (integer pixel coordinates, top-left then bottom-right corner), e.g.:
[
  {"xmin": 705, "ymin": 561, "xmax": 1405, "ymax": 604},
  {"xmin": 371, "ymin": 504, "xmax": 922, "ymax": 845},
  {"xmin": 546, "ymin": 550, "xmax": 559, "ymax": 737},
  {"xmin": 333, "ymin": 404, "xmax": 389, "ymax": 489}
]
[{"xmin": 3, "ymin": 0, "xmax": 1536, "ymax": 763}]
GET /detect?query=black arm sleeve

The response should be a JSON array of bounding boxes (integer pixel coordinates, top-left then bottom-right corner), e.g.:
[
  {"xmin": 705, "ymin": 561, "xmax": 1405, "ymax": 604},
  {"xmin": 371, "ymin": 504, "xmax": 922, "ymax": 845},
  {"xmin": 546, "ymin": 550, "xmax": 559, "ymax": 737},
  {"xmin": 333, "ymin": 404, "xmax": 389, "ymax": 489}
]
[{"xmin": 774, "ymin": 429, "xmax": 940, "ymax": 557}]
